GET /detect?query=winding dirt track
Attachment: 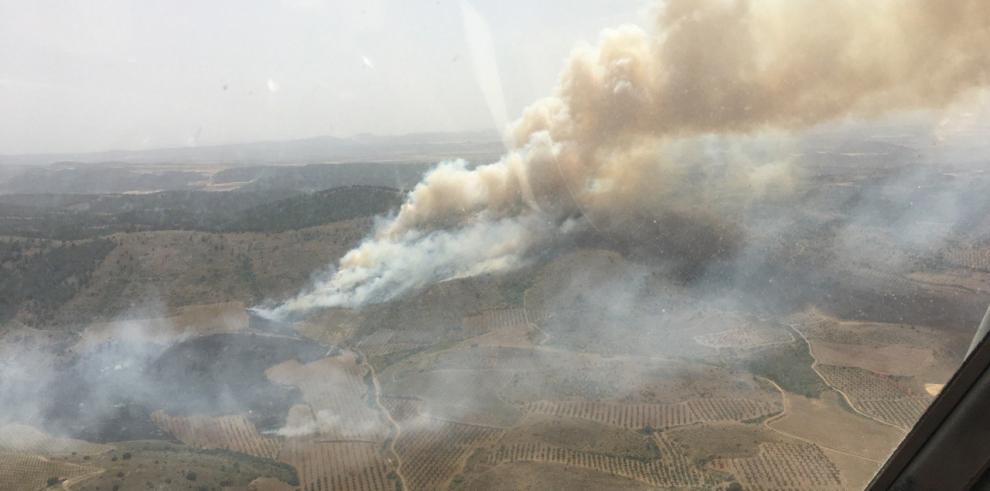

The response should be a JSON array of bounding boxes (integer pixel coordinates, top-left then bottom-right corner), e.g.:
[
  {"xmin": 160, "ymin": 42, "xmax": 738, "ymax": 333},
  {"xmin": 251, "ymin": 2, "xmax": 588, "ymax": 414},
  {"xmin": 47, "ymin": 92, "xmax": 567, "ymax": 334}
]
[
  {"xmin": 58, "ymin": 457, "xmax": 105, "ymax": 490},
  {"xmin": 756, "ymin": 375, "xmax": 884, "ymax": 465},
  {"xmin": 357, "ymin": 348, "xmax": 409, "ymax": 491},
  {"xmin": 787, "ymin": 324, "xmax": 906, "ymax": 431}
]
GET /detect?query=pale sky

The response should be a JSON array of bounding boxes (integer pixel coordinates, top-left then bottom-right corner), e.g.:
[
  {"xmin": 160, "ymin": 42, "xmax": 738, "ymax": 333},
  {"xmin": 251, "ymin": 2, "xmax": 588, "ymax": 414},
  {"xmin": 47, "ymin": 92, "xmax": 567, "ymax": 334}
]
[{"xmin": 0, "ymin": 0, "xmax": 646, "ymax": 154}]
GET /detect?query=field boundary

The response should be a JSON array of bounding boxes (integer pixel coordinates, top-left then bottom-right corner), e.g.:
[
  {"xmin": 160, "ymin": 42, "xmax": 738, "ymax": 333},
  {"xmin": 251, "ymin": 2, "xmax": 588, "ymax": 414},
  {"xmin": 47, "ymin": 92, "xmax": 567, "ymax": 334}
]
[{"xmin": 787, "ymin": 324, "xmax": 907, "ymax": 431}]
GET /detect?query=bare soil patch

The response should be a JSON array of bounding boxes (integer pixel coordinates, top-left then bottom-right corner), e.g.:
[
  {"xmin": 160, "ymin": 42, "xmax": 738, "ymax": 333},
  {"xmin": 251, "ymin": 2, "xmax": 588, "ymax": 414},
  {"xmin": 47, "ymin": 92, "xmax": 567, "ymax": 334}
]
[
  {"xmin": 769, "ymin": 390, "xmax": 903, "ymax": 462},
  {"xmin": 496, "ymin": 414, "xmax": 658, "ymax": 460},
  {"xmin": 461, "ymin": 461, "xmax": 653, "ymax": 491},
  {"xmin": 808, "ymin": 339, "xmax": 934, "ymax": 376}
]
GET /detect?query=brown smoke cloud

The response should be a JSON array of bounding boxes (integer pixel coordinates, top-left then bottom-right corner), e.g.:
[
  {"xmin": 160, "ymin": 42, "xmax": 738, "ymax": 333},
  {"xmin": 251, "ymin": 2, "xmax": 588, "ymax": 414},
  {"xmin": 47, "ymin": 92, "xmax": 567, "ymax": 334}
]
[{"xmin": 262, "ymin": 0, "xmax": 990, "ymax": 317}]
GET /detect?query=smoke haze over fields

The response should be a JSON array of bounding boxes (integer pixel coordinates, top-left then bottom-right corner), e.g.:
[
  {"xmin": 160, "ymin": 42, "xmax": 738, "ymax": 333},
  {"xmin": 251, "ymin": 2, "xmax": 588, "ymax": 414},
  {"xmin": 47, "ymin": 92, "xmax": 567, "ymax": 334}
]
[{"xmin": 261, "ymin": 0, "xmax": 990, "ymax": 319}]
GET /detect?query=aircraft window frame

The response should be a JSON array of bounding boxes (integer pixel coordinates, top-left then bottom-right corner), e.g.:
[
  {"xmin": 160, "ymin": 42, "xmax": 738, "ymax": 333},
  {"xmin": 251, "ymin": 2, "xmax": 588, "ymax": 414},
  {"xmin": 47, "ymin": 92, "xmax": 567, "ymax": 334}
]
[{"xmin": 868, "ymin": 304, "xmax": 990, "ymax": 489}]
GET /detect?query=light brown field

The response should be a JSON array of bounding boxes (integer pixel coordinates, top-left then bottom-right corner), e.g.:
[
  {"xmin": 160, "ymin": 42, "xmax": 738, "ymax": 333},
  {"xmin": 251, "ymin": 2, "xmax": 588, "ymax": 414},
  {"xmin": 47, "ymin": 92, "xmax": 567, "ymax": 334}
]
[
  {"xmin": 463, "ymin": 308, "xmax": 528, "ymax": 331},
  {"xmin": 150, "ymin": 411, "xmax": 281, "ymax": 459},
  {"xmin": 73, "ymin": 301, "xmax": 248, "ymax": 352},
  {"xmin": 822, "ymin": 448, "xmax": 881, "ymax": 489},
  {"xmin": 485, "ymin": 433, "xmax": 713, "ymax": 488},
  {"xmin": 668, "ymin": 422, "xmax": 784, "ymax": 461},
  {"xmin": 396, "ymin": 418, "xmax": 503, "ymax": 491},
  {"xmin": 278, "ymin": 438, "xmax": 392, "ymax": 491},
  {"xmin": 808, "ymin": 340, "xmax": 934, "ymax": 376},
  {"xmin": 815, "ymin": 365, "xmax": 920, "ymax": 401},
  {"xmin": 381, "ymin": 396, "xmax": 426, "ymax": 424},
  {"xmin": 461, "ymin": 461, "xmax": 654, "ymax": 490},
  {"xmin": 814, "ymin": 364, "xmax": 933, "ymax": 429},
  {"xmin": 525, "ymin": 398, "xmax": 781, "ymax": 430},
  {"xmin": 694, "ymin": 327, "xmax": 794, "ymax": 350},
  {"xmin": 0, "ymin": 424, "xmax": 111, "ymax": 457},
  {"xmin": 0, "ymin": 452, "xmax": 101, "ymax": 491},
  {"xmin": 495, "ymin": 414, "xmax": 658, "ymax": 460},
  {"xmin": 768, "ymin": 391, "xmax": 904, "ymax": 463},
  {"xmin": 712, "ymin": 441, "xmax": 843, "ymax": 490},
  {"xmin": 795, "ymin": 311, "xmax": 967, "ymax": 383},
  {"xmin": 264, "ymin": 351, "xmax": 402, "ymax": 491},
  {"xmin": 924, "ymin": 383, "xmax": 944, "ymax": 396},
  {"xmin": 907, "ymin": 270, "xmax": 990, "ymax": 295},
  {"xmin": 56, "ymin": 440, "xmax": 298, "ymax": 490},
  {"xmin": 249, "ymin": 476, "xmax": 300, "ymax": 491},
  {"xmin": 266, "ymin": 353, "xmax": 387, "ymax": 440},
  {"xmin": 940, "ymin": 245, "xmax": 990, "ymax": 272}
]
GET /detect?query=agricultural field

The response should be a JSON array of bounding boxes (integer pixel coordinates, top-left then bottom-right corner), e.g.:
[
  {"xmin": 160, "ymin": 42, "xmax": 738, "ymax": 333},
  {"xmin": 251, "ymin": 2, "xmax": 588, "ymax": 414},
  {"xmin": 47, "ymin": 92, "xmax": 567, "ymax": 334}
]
[
  {"xmin": 151, "ymin": 411, "xmax": 281, "ymax": 459},
  {"xmin": 1, "ymin": 157, "xmax": 987, "ymax": 490},
  {"xmin": 458, "ymin": 461, "xmax": 654, "ymax": 490},
  {"xmin": 395, "ymin": 419, "xmax": 504, "ymax": 491},
  {"xmin": 815, "ymin": 365, "xmax": 920, "ymax": 401},
  {"xmin": 794, "ymin": 313, "xmax": 968, "ymax": 383},
  {"xmin": 278, "ymin": 439, "xmax": 392, "ymax": 491},
  {"xmin": 0, "ymin": 452, "xmax": 102, "ymax": 490},
  {"xmin": 713, "ymin": 442, "xmax": 843, "ymax": 490},
  {"xmin": 59, "ymin": 440, "xmax": 299, "ymax": 491},
  {"xmin": 266, "ymin": 352, "xmax": 387, "ymax": 440},
  {"xmin": 941, "ymin": 243, "xmax": 990, "ymax": 272},
  {"xmin": 381, "ymin": 396, "xmax": 426, "ymax": 424},
  {"xmin": 768, "ymin": 391, "xmax": 905, "ymax": 463},
  {"xmin": 524, "ymin": 398, "xmax": 781, "ymax": 430},
  {"xmin": 72, "ymin": 301, "xmax": 249, "ymax": 352},
  {"xmin": 0, "ymin": 424, "xmax": 111, "ymax": 457},
  {"xmin": 815, "ymin": 364, "xmax": 933, "ymax": 429},
  {"xmin": 856, "ymin": 398, "xmax": 933, "ymax": 430},
  {"xmin": 484, "ymin": 433, "xmax": 716, "ymax": 488},
  {"xmin": 694, "ymin": 327, "xmax": 794, "ymax": 350},
  {"xmin": 462, "ymin": 308, "xmax": 529, "ymax": 334}
]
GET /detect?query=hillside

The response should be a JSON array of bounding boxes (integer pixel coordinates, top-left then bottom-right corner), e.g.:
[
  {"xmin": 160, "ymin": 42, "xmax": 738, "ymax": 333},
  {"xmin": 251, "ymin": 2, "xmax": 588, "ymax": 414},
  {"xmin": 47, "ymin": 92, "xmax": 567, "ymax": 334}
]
[{"xmin": 0, "ymin": 184, "xmax": 404, "ymax": 325}]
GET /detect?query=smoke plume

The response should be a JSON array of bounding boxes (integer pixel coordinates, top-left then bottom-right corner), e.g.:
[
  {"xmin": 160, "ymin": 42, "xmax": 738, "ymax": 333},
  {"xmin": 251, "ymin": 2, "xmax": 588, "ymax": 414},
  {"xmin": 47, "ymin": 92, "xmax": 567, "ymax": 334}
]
[{"xmin": 264, "ymin": 0, "xmax": 990, "ymax": 319}]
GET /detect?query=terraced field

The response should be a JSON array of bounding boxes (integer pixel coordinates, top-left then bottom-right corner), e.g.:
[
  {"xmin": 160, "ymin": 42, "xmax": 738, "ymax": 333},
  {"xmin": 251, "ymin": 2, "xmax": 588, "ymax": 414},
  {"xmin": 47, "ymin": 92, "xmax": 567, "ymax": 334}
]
[
  {"xmin": 525, "ymin": 398, "xmax": 782, "ymax": 430},
  {"xmin": 941, "ymin": 245, "xmax": 990, "ymax": 272},
  {"xmin": 695, "ymin": 327, "xmax": 794, "ymax": 349},
  {"xmin": 486, "ymin": 433, "xmax": 714, "ymax": 488},
  {"xmin": 0, "ymin": 453, "xmax": 101, "ymax": 490},
  {"xmin": 151, "ymin": 411, "xmax": 281, "ymax": 459},
  {"xmin": 0, "ymin": 424, "xmax": 111, "ymax": 457},
  {"xmin": 396, "ymin": 419, "xmax": 504, "ymax": 490},
  {"xmin": 816, "ymin": 364, "xmax": 933, "ymax": 429},
  {"xmin": 463, "ymin": 308, "xmax": 529, "ymax": 333},
  {"xmin": 713, "ymin": 442, "xmax": 843, "ymax": 490},
  {"xmin": 856, "ymin": 398, "xmax": 932, "ymax": 429},
  {"xmin": 266, "ymin": 354, "xmax": 387, "ymax": 440},
  {"xmin": 278, "ymin": 439, "xmax": 391, "ymax": 491}
]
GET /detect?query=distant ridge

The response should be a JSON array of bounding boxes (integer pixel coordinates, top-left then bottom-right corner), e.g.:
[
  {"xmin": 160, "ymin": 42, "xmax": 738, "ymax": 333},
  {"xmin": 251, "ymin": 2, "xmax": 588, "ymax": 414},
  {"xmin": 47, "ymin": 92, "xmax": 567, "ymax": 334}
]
[{"xmin": 0, "ymin": 130, "xmax": 504, "ymax": 167}]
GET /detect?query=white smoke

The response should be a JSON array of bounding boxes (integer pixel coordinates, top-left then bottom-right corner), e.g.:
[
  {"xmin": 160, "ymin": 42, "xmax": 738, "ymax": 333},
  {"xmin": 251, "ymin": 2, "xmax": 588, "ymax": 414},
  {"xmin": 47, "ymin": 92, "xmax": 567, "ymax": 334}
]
[
  {"xmin": 265, "ymin": 200, "xmax": 571, "ymax": 317},
  {"xmin": 262, "ymin": 0, "xmax": 990, "ymax": 319}
]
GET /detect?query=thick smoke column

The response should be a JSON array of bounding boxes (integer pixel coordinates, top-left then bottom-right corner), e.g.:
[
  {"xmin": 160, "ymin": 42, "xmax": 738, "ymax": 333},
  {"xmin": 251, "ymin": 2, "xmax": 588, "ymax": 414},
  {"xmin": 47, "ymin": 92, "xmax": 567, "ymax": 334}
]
[{"xmin": 263, "ymin": 0, "xmax": 990, "ymax": 319}]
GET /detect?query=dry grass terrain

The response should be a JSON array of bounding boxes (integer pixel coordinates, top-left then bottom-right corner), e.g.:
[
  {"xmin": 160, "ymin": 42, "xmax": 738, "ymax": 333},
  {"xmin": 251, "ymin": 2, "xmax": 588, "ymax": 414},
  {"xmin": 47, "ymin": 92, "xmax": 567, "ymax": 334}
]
[
  {"xmin": 769, "ymin": 391, "xmax": 904, "ymax": 463},
  {"xmin": 807, "ymin": 340, "xmax": 934, "ymax": 376},
  {"xmin": 460, "ymin": 461, "xmax": 655, "ymax": 490}
]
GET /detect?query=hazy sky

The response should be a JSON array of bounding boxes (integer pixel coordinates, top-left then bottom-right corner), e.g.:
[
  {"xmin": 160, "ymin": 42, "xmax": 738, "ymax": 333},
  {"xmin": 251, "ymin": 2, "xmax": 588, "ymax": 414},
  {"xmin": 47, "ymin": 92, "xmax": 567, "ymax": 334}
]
[{"xmin": 0, "ymin": 0, "xmax": 646, "ymax": 155}]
